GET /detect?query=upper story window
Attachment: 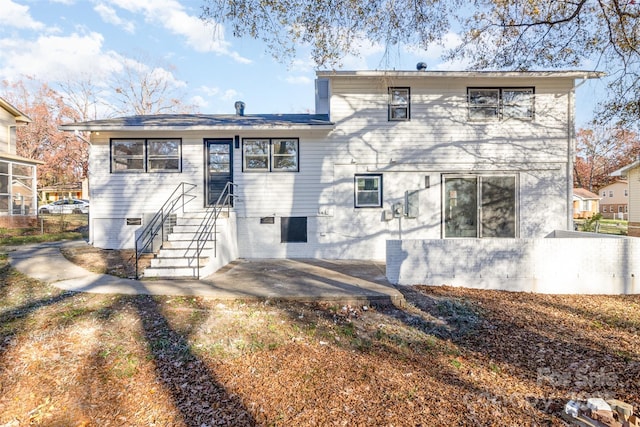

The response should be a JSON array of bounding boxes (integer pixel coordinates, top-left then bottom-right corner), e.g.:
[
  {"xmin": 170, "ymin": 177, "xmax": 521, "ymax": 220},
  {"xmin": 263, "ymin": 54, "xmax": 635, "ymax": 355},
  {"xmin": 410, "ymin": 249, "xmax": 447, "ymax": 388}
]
[
  {"xmin": 388, "ymin": 87, "xmax": 410, "ymax": 121},
  {"xmin": 609, "ymin": 190, "xmax": 614, "ymax": 197},
  {"xmin": 243, "ymin": 138, "xmax": 299, "ymax": 172},
  {"xmin": 111, "ymin": 138, "xmax": 181, "ymax": 173},
  {"xmin": 625, "ymin": 189, "xmax": 628, "ymax": 197},
  {"xmin": 468, "ymin": 87, "xmax": 534, "ymax": 121}
]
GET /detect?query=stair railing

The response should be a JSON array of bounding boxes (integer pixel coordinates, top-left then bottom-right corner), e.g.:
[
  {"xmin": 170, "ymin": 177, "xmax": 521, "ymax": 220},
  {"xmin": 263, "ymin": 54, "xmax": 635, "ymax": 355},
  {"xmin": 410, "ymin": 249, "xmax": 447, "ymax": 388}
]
[
  {"xmin": 192, "ymin": 181, "xmax": 237, "ymax": 279},
  {"xmin": 134, "ymin": 182, "xmax": 197, "ymax": 279}
]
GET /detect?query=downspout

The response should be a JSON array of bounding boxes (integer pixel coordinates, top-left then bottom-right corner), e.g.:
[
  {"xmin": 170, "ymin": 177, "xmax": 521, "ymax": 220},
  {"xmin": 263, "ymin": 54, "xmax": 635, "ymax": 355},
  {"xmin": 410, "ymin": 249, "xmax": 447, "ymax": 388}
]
[
  {"xmin": 568, "ymin": 77, "xmax": 589, "ymax": 230},
  {"xmin": 7, "ymin": 124, "xmax": 16, "ymax": 152}
]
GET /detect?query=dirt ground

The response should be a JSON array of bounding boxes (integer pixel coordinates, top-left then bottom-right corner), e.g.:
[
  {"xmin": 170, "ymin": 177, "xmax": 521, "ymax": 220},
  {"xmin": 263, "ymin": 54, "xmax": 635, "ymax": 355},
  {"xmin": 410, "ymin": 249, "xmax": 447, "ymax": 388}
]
[{"xmin": 0, "ymin": 246, "xmax": 638, "ymax": 426}]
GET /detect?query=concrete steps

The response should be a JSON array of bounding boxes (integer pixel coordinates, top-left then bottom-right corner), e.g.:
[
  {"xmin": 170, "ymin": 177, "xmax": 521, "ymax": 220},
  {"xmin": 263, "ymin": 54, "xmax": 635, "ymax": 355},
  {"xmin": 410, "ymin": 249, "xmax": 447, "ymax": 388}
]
[{"xmin": 143, "ymin": 209, "xmax": 225, "ymax": 278}]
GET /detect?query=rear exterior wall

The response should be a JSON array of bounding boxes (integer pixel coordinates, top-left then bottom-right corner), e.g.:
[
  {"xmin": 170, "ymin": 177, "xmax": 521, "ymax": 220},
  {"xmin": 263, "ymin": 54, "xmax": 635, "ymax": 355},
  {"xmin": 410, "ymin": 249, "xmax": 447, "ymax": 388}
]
[{"xmin": 88, "ymin": 75, "xmax": 576, "ymax": 259}]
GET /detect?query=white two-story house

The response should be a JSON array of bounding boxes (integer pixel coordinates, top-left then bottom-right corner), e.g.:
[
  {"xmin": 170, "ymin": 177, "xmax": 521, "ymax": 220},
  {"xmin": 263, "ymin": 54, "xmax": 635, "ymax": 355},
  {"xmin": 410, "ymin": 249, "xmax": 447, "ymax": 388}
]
[{"xmin": 60, "ymin": 69, "xmax": 602, "ymax": 278}]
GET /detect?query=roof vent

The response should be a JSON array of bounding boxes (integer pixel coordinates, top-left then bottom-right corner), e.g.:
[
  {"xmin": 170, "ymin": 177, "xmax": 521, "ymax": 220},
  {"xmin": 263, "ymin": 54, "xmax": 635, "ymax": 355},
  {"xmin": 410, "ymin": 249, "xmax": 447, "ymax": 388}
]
[
  {"xmin": 234, "ymin": 101, "xmax": 245, "ymax": 116},
  {"xmin": 416, "ymin": 62, "xmax": 427, "ymax": 71}
]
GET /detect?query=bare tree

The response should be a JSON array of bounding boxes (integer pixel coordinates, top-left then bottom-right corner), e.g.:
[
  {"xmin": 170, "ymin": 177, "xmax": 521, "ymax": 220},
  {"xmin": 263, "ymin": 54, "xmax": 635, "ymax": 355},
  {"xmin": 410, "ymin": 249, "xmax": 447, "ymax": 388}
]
[
  {"xmin": 58, "ymin": 74, "xmax": 104, "ymax": 121},
  {"xmin": 110, "ymin": 55, "xmax": 197, "ymax": 116},
  {"xmin": 201, "ymin": 0, "xmax": 640, "ymax": 127}
]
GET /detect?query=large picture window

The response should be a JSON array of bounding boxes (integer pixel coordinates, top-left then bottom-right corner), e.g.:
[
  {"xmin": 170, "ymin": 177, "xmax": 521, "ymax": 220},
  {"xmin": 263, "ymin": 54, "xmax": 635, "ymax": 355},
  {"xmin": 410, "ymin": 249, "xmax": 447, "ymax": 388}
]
[
  {"xmin": 111, "ymin": 138, "xmax": 181, "ymax": 173},
  {"xmin": 468, "ymin": 88, "xmax": 534, "ymax": 121},
  {"xmin": 444, "ymin": 175, "xmax": 517, "ymax": 238},
  {"xmin": 243, "ymin": 138, "xmax": 299, "ymax": 172},
  {"xmin": 355, "ymin": 174, "xmax": 382, "ymax": 208}
]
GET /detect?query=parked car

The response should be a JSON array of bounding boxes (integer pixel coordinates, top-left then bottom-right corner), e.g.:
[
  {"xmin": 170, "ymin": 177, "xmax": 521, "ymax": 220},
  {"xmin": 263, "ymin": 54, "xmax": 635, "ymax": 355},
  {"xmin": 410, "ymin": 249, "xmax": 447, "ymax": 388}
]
[{"xmin": 39, "ymin": 199, "xmax": 89, "ymax": 214}]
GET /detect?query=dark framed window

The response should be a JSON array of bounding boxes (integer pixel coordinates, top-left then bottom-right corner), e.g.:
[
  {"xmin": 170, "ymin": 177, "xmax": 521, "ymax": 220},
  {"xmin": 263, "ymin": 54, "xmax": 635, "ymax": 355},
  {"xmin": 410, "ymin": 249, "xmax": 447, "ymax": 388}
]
[
  {"xmin": 243, "ymin": 138, "xmax": 299, "ymax": 172},
  {"xmin": 388, "ymin": 87, "xmax": 410, "ymax": 121},
  {"xmin": 355, "ymin": 174, "xmax": 383, "ymax": 208},
  {"xmin": 281, "ymin": 217, "xmax": 307, "ymax": 242},
  {"xmin": 111, "ymin": 138, "xmax": 181, "ymax": 173},
  {"xmin": 148, "ymin": 139, "xmax": 181, "ymax": 171},
  {"xmin": 468, "ymin": 87, "xmax": 534, "ymax": 121},
  {"xmin": 444, "ymin": 174, "xmax": 517, "ymax": 238}
]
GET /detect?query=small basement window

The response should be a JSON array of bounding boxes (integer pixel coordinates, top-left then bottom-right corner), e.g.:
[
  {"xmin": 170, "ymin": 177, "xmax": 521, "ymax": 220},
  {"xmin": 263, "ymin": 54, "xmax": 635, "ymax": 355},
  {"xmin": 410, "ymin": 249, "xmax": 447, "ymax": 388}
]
[{"xmin": 281, "ymin": 217, "xmax": 307, "ymax": 242}]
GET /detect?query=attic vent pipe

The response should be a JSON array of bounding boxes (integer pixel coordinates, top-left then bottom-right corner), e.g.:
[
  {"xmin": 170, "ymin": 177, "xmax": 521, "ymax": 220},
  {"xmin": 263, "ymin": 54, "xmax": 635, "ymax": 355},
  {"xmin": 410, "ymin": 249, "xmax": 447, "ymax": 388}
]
[
  {"xmin": 416, "ymin": 62, "xmax": 427, "ymax": 71},
  {"xmin": 234, "ymin": 101, "xmax": 245, "ymax": 116}
]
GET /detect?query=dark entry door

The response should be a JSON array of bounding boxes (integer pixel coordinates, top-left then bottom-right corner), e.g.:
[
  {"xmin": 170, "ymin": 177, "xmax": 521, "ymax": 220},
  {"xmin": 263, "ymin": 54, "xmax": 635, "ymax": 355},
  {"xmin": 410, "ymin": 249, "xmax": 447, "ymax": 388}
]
[{"xmin": 206, "ymin": 139, "xmax": 232, "ymax": 206}]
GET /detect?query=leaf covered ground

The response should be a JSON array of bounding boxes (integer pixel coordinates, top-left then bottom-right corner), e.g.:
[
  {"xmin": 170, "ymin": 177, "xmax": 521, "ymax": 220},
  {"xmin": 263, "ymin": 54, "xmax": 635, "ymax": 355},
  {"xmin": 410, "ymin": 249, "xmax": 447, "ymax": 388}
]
[{"xmin": 0, "ymin": 248, "xmax": 639, "ymax": 426}]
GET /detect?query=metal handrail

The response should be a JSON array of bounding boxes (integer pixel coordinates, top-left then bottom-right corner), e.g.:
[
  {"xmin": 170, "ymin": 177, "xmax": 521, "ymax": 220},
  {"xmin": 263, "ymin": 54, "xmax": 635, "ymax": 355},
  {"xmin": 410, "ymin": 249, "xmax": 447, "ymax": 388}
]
[
  {"xmin": 191, "ymin": 181, "xmax": 236, "ymax": 279},
  {"xmin": 134, "ymin": 182, "xmax": 197, "ymax": 279}
]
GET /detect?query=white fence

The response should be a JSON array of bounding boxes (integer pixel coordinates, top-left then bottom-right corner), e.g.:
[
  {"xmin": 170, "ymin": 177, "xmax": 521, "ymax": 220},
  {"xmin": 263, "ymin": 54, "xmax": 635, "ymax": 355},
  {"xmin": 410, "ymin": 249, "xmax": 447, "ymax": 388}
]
[{"xmin": 386, "ymin": 232, "xmax": 639, "ymax": 294}]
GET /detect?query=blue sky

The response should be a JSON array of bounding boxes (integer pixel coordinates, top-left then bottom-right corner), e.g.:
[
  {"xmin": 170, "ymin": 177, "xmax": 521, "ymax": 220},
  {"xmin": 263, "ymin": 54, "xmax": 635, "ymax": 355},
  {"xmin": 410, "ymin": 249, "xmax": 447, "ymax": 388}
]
[{"xmin": 0, "ymin": 0, "xmax": 606, "ymax": 126}]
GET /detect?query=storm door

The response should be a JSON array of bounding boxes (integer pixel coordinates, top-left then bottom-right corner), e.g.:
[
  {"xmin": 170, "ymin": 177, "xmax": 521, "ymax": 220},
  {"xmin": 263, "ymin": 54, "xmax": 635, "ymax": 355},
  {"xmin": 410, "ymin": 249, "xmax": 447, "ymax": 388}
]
[{"xmin": 205, "ymin": 139, "xmax": 233, "ymax": 206}]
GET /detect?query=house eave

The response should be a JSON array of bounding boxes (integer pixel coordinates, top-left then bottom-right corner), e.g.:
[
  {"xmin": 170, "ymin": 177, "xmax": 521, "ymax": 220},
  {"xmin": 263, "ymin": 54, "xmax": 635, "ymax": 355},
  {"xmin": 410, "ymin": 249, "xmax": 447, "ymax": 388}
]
[
  {"xmin": 0, "ymin": 152, "xmax": 44, "ymax": 165},
  {"xmin": 316, "ymin": 70, "xmax": 605, "ymax": 80},
  {"xmin": 611, "ymin": 160, "xmax": 640, "ymax": 176},
  {"xmin": 0, "ymin": 97, "xmax": 32, "ymax": 123},
  {"xmin": 59, "ymin": 124, "xmax": 336, "ymax": 132}
]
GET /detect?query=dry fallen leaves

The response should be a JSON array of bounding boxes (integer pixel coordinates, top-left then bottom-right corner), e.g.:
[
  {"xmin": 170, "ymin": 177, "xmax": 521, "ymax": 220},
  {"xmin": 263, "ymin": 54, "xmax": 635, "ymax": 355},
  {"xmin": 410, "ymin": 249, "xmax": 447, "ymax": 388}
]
[{"xmin": 0, "ymin": 249, "xmax": 638, "ymax": 426}]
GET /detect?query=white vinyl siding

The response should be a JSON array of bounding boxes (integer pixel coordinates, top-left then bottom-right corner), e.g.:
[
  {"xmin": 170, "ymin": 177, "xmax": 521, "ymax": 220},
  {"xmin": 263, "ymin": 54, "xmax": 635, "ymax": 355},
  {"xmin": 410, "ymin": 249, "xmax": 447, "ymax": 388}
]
[
  {"xmin": 89, "ymin": 133, "xmax": 205, "ymax": 248},
  {"xmin": 86, "ymin": 73, "xmax": 578, "ymax": 257}
]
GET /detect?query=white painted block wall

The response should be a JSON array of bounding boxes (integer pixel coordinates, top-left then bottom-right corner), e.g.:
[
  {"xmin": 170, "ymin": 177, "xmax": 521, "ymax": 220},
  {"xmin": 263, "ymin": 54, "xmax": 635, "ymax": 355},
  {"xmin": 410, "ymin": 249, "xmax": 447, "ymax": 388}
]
[{"xmin": 387, "ymin": 236, "xmax": 640, "ymax": 294}]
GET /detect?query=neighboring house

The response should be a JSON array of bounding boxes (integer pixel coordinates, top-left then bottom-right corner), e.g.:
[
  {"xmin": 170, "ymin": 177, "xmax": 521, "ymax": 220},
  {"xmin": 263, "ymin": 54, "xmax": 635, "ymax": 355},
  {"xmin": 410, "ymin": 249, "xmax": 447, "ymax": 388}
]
[
  {"xmin": 572, "ymin": 188, "xmax": 601, "ymax": 219},
  {"xmin": 598, "ymin": 180, "xmax": 628, "ymax": 220},
  {"xmin": 611, "ymin": 161, "xmax": 640, "ymax": 237},
  {"xmin": 39, "ymin": 180, "xmax": 89, "ymax": 204},
  {"xmin": 0, "ymin": 97, "xmax": 41, "ymax": 228},
  {"xmin": 60, "ymin": 69, "xmax": 601, "ymax": 277}
]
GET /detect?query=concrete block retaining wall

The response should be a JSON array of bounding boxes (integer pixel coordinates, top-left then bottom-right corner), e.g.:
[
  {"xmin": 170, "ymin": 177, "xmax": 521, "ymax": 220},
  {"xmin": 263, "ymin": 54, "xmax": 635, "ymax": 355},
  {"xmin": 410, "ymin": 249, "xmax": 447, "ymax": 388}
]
[{"xmin": 386, "ymin": 233, "xmax": 639, "ymax": 294}]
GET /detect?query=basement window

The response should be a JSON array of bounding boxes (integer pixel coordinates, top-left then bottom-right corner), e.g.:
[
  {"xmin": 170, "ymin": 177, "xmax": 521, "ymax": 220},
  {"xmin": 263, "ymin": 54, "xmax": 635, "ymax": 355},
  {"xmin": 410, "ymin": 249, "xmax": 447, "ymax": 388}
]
[{"xmin": 281, "ymin": 217, "xmax": 307, "ymax": 243}]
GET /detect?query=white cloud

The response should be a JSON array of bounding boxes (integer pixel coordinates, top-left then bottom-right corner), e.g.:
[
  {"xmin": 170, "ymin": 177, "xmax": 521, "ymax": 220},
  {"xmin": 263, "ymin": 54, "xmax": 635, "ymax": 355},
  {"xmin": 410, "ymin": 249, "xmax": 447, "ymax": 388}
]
[
  {"xmin": 1, "ymin": 0, "xmax": 45, "ymax": 30},
  {"xmin": 198, "ymin": 85, "xmax": 220, "ymax": 97},
  {"xmin": 94, "ymin": 3, "xmax": 135, "ymax": 33},
  {"xmin": 150, "ymin": 67, "xmax": 186, "ymax": 88},
  {"xmin": 103, "ymin": 0, "xmax": 251, "ymax": 63},
  {"xmin": 190, "ymin": 95, "xmax": 208, "ymax": 109},
  {"xmin": 219, "ymin": 88, "xmax": 239, "ymax": 101},
  {"xmin": 284, "ymin": 75, "xmax": 312, "ymax": 85},
  {"xmin": 0, "ymin": 32, "xmax": 123, "ymax": 82}
]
